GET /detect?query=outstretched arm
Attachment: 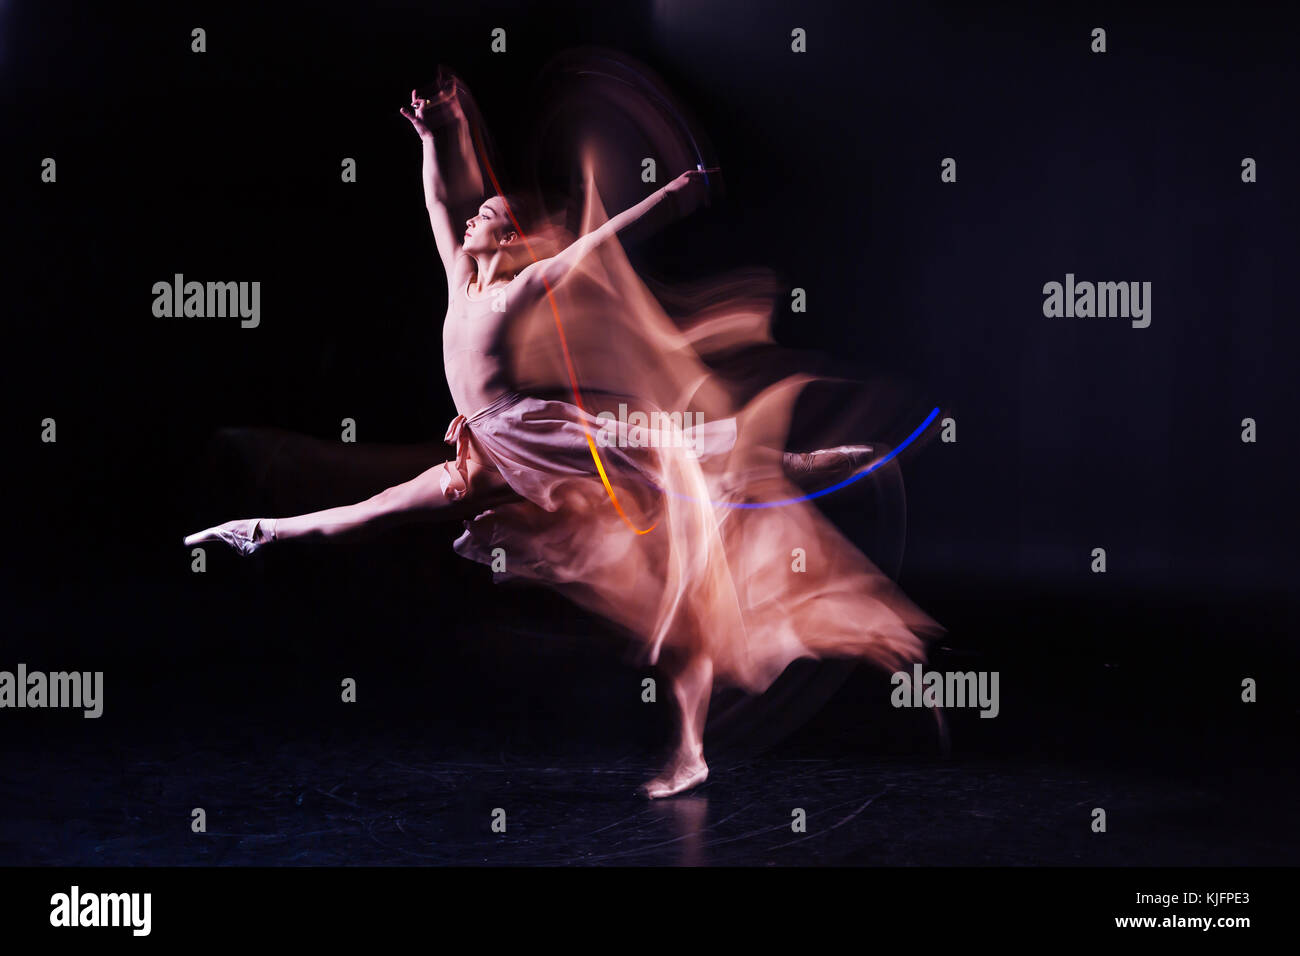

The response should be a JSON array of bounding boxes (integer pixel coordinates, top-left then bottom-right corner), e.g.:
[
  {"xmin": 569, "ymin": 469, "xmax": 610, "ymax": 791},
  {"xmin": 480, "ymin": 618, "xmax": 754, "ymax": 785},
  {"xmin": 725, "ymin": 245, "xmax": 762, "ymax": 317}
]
[
  {"xmin": 518, "ymin": 168, "xmax": 718, "ymax": 295},
  {"xmin": 400, "ymin": 85, "xmax": 485, "ymax": 283}
]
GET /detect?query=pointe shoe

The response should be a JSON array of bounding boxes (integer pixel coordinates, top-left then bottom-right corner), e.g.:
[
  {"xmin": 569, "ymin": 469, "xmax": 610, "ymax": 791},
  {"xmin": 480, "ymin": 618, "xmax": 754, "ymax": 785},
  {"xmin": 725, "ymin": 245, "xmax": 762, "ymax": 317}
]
[
  {"xmin": 183, "ymin": 518, "xmax": 276, "ymax": 556},
  {"xmin": 640, "ymin": 758, "xmax": 709, "ymax": 799},
  {"xmin": 782, "ymin": 444, "xmax": 876, "ymax": 483}
]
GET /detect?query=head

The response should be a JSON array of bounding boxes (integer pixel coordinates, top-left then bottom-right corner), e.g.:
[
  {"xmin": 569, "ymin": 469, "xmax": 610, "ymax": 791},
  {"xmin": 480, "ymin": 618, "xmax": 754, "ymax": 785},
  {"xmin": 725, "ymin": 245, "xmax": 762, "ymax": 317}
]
[{"xmin": 463, "ymin": 194, "xmax": 528, "ymax": 258}]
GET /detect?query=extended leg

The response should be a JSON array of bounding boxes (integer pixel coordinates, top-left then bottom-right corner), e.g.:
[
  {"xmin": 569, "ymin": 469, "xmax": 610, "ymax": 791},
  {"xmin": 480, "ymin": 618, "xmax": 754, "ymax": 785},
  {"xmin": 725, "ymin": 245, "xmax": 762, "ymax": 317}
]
[{"xmin": 185, "ymin": 458, "xmax": 521, "ymax": 553}]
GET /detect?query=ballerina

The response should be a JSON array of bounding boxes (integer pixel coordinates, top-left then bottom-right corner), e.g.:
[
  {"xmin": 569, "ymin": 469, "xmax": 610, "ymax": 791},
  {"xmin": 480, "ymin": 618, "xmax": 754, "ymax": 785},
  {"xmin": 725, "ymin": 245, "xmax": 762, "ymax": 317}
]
[{"xmin": 186, "ymin": 80, "xmax": 939, "ymax": 798}]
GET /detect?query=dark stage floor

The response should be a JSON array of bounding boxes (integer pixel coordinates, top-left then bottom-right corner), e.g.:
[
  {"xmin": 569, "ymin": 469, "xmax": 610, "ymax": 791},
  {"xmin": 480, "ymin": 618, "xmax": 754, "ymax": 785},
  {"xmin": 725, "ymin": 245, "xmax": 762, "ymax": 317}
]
[{"xmin": 2, "ymin": 723, "xmax": 1292, "ymax": 867}]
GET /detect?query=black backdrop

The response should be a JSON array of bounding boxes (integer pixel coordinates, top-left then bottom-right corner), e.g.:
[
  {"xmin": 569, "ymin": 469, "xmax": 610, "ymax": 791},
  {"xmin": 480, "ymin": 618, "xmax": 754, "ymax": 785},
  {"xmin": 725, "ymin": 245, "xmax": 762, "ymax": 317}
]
[{"xmin": 3, "ymin": 0, "xmax": 1296, "ymax": 801}]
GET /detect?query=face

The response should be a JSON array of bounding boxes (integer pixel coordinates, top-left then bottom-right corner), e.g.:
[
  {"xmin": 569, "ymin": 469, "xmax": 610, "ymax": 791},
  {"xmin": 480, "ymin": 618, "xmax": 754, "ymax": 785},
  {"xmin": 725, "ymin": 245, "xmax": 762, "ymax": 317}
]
[{"xmin": 463, "ymin": 196, "xmax": 517, "ymax": 254}]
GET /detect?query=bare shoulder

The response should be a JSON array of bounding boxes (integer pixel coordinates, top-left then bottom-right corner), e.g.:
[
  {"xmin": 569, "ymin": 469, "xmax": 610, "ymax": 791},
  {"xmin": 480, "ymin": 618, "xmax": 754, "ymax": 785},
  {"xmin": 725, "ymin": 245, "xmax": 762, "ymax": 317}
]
[
  {"xmin": 510, "ymin": 259, "xmax": 552, "ymax": 300},
  {"xmin": 513, "ymin": 259, "xmax": 542, "ymax": 284}
]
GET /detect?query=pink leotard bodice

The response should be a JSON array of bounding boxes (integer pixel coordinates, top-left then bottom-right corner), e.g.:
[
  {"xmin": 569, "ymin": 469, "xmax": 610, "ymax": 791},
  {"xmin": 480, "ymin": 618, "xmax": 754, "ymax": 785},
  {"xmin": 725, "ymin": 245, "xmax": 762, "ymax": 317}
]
[{"xmin": 442, "ymin": 273, "xmax": 517, "ymax": 417}]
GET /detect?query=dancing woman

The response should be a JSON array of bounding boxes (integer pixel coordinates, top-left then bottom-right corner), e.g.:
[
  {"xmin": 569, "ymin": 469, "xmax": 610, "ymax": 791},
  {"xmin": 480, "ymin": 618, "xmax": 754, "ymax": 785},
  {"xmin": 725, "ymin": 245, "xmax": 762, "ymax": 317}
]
[{"xmin": 186, "ymin": 80, "xmax": 939, "ymax": 798}]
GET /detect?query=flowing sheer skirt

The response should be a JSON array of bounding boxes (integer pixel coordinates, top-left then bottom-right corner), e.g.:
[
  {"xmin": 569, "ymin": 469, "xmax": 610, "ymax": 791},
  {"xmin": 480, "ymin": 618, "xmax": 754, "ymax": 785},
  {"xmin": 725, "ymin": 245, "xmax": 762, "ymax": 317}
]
[{"xmin": 440, "ymin": 389, "xmax": 942, "ymax": 695}]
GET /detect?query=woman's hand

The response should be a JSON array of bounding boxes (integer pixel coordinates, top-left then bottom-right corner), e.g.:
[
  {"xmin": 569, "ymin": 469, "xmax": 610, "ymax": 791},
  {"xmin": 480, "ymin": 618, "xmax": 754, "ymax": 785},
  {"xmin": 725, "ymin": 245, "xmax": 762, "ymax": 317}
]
[
  {"xmin": 662, "ymin": 167, "xmax": 720, "ymax": 215},
  {"xmin": 400, "ymin": 85, "xmax": 465, "ymax": 139},
  {"xmin": 663, "ymin": 167, "xmax": 718, "ymax": 194}
]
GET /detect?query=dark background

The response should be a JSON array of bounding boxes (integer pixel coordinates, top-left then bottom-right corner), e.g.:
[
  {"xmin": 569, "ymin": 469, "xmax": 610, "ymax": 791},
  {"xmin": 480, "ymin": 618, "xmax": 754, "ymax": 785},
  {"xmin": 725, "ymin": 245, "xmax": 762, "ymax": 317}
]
[{"xmin": 1, "ymin": 0, "xmax": 1296, "ymax": 864}]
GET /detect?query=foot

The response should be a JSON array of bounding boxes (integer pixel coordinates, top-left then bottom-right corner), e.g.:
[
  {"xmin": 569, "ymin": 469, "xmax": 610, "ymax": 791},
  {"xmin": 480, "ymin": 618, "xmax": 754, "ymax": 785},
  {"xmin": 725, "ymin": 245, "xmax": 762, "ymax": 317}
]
[
  {"xmin": 640, "ymin": 752, "xmax": 709, "ymax": 799},
  {"xmin": 183, "ymin": 517, "xmax": 276, "ymax": 556},
  {"xmin": 782, "ymin": 444, "xmax": 876, "ymax": 483}
]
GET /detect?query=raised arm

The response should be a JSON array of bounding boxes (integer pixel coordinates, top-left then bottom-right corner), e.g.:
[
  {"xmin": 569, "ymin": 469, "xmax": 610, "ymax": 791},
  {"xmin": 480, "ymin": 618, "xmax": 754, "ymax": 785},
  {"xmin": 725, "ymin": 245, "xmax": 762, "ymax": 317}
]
[
  {"xmin": 400, "ymin": 85, "xmax": 485, "ymax": 284},
  {"xmin": 518, "ymin": 168, "xmax": 718, "ymax": 296}
]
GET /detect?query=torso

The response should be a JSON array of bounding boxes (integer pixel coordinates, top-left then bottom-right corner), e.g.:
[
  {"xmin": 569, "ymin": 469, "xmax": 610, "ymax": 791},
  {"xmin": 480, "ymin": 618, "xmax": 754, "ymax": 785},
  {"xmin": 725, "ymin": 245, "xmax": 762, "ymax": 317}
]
[{"xmin": 442, "ymin": 260, "xmax": 521, "ymax": 417}]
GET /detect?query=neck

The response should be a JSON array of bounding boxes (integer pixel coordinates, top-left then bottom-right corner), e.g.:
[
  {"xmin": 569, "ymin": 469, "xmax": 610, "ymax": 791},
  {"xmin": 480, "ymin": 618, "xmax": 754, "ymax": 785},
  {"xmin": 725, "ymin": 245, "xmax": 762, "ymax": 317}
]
[{"xmin": 470, "ymin": 251, "xmax": 517, "ymax": 292}]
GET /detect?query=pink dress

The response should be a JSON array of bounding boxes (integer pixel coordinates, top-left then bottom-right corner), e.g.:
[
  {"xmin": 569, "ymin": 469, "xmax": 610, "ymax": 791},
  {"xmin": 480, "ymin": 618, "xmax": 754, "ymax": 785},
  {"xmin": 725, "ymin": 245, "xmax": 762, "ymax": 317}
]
[{"xmin": 433, "ymin": 257, "xmax": 941, "ymax": 694}]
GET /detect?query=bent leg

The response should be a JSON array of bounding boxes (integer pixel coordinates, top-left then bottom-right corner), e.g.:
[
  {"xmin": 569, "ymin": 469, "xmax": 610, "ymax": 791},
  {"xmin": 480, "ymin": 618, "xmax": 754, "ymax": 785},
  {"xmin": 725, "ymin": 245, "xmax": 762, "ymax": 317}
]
[{"xmin": 782, "ymin": 444, "xmax": 882, "ymax": 485}]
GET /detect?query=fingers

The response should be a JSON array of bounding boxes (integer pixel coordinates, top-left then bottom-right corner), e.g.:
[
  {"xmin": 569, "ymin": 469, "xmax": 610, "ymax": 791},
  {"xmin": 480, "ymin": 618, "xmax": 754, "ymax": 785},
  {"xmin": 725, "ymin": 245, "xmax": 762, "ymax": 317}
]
[
  {"xmin": 400, "ymin": 106, "xmax": 430, "ymax": 131},
  {"xmin": 406, "ymin": 86, "xmax": 459, "ymax": 124},
  {"xmin": 183, "ymin": 528, "xmax": 218, "ymax": 546}
]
